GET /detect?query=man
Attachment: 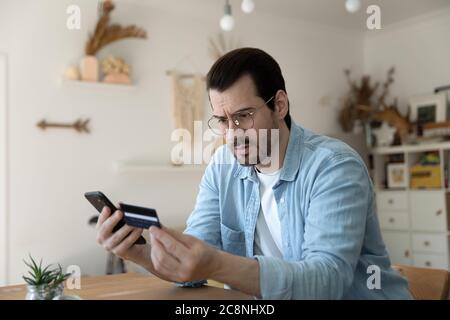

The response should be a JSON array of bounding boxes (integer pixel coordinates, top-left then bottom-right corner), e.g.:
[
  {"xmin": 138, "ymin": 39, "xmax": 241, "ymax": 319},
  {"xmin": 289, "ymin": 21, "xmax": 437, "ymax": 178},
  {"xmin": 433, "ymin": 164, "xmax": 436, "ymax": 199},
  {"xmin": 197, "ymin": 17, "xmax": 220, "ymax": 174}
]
[{"xmin": 96, "ymin": 48, "xmax": 411, "ymax": 299}]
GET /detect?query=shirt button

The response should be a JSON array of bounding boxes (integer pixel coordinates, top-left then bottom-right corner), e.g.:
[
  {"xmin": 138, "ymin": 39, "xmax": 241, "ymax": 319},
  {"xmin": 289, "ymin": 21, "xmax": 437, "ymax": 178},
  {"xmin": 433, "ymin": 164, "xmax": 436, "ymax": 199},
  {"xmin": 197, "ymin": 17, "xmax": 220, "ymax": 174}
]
[{"xmin": 280, "ymin": 198, "xmax": 285, "ymax": 204}]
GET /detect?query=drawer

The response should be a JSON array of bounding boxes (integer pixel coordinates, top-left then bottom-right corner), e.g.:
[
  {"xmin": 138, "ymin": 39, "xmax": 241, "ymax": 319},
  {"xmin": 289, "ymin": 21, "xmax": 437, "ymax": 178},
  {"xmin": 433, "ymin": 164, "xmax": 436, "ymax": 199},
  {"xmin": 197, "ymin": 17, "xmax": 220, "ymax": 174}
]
[
  {"xmin": 376, "ymin": 191, "xmax": 407, "ymax": 211},
  {"xmin": 413, "ymin": 253, "xmax": 449, "ymax": 270},
  {"xmin": 412, "ymin": 233, "xmax": 448, "ymax": 254},
  {"xmin": 378, "ymin": 211, "xmax": 409, "ymax": 230},
  {"xmin": 382, "ymin": 231, "xmax": 412, "ymax": 265},
  {"xmin": 410, "ymin": 191, "xmax": 447, "ymax": 232}
]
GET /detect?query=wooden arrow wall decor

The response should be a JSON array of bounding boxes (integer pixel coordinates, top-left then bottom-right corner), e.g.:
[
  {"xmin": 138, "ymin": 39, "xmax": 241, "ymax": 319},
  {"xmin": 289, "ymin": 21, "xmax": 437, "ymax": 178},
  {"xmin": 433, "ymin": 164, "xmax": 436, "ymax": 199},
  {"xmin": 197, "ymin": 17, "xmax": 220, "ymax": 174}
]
[{"xmin": 37, "ymin": 118, "xmax": 91, "ymax": 134}]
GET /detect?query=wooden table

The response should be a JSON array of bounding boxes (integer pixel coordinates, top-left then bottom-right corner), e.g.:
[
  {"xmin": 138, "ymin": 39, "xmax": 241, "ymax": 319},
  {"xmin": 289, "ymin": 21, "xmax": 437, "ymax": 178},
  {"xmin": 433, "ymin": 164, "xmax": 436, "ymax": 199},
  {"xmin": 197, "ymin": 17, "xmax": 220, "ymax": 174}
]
[{"xmin": 0, "ymin": 273, "xmax": 253, "ymax": 300}]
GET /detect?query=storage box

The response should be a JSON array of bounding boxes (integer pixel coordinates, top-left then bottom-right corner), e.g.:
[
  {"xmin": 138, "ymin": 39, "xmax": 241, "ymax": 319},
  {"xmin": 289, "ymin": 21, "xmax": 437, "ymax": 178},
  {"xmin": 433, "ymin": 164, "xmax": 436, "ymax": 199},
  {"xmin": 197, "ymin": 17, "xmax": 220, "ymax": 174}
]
[{"xmin": 410, "ymin": 165, "xmax": 442, "ymax": 189}]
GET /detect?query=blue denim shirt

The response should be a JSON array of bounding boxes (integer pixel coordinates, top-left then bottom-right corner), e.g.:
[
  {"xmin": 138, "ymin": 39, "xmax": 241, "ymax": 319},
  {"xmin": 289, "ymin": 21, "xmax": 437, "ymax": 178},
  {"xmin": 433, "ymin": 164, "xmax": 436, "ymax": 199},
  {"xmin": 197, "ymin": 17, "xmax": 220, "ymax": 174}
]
[{"xmin": 184, "ymin": 122, "xmax": 411, "ymax": 299}]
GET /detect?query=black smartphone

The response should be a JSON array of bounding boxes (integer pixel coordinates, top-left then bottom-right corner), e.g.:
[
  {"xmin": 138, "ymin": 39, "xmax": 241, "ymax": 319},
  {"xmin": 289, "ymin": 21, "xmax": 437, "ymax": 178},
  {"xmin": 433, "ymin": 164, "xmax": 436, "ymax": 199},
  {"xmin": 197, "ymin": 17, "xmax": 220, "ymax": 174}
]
[{"xmin": 84, "ymin": 191, "xmax": 146, "ymax": 245}]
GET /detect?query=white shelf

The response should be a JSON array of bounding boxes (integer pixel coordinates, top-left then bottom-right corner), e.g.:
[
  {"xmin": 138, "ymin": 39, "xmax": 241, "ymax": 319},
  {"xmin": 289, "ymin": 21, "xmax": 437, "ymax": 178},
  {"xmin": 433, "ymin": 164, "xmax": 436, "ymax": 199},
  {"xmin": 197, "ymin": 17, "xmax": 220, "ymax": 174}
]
[
  {"xmin": 371, "ymin": 141, "xmax": 450, "ymax": 154},
  {"xmin": 60, "ymin": 79, "xmax": 136, "ymax": 90},
  {"xmin": 377, "ymin": 188, "xmax": 446, "ymax": 192},
  {"xmin": 113, "ymin": 159, "xmax": 207, "ymax": 174},
  {"xmin": 372, "ymin": 141, "xmax": 450, "ymax": 154}
]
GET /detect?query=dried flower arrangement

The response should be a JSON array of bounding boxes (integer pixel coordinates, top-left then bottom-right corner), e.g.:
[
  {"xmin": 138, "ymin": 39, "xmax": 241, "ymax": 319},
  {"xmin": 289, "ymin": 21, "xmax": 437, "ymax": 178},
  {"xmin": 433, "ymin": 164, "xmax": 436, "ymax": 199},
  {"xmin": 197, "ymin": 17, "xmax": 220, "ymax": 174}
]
[
  {"xmin": 85, "ymin": 1, "xmax": 147, "ymax": 56},
  {"xmin": 70, "ymin": 0, "xmax": 147, "ymax": 83},
  {"xmin": 338, "ymin": 67, "xmax": 413, "ymax": 146}
]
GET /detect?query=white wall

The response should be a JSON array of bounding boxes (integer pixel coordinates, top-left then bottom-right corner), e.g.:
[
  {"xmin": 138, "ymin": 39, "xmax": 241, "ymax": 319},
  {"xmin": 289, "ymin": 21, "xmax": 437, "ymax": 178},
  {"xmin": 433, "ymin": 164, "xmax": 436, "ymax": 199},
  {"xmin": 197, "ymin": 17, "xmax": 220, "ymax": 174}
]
[
  {"xmin": 0, "ymin": 53, "xmax": 8, "ymax": 286},
  {"xmin": 364, "ymin": 8, "xmax": 450, "ymax": 114},
  {"xmin": 0, "ymin": 0, "xmax": 364, "ymax": 284}
]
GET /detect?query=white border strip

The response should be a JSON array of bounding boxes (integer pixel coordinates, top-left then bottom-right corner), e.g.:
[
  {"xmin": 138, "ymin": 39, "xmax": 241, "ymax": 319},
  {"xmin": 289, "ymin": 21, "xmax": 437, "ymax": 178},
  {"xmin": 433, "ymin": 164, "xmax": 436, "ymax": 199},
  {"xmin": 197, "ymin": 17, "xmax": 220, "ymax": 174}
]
[
  {"xmin": 0, "ymin": 53, "xmax": 9, "ymax": 286},
  {"xmin": 124, "ymin": 212, "xmax": 158, "ymax": 222}
]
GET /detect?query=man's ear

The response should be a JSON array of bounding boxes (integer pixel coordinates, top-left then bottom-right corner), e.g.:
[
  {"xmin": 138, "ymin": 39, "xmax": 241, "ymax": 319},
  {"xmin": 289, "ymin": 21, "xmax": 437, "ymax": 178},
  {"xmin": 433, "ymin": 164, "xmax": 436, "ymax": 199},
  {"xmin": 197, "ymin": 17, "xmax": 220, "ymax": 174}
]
[{"xmin": 274, "ymin": 90, "xmax": 289, "ymax": 120}]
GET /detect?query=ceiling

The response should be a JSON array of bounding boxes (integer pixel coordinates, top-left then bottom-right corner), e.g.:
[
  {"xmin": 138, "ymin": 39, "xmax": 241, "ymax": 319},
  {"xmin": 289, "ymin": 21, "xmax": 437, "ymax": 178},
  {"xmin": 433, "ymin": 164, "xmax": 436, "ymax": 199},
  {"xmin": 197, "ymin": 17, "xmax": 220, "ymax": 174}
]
[
  {"xmin": 118, "ymin": 0, "xmax": 450, "ymax": 30},
  {"xmin": 251, "ymin": 0, "xmax": 450, "ymax": 29}
]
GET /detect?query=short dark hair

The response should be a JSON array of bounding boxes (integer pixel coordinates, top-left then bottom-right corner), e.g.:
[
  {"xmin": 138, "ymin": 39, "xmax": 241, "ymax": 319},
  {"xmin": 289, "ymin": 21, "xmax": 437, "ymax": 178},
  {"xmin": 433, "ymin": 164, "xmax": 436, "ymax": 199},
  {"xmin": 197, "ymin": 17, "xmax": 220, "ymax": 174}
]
[{"xmin": 206, "ymin": 47, "xmax": 291, "ymax": 129}]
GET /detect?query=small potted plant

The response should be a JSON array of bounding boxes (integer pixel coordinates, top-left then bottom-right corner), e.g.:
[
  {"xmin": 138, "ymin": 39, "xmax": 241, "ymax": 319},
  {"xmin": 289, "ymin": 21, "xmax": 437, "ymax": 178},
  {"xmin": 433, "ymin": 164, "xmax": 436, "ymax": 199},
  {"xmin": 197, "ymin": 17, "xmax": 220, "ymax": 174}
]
[{"xmin": 23, "ymin": 255, "xmax": 71, "ymax": 300}]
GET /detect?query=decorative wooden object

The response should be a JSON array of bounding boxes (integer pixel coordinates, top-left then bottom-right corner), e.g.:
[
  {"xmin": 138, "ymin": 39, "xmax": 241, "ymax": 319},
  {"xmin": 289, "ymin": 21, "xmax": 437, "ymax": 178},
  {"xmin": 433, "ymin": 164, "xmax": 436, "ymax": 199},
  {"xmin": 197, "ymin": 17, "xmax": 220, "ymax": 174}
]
[
  {"xmin": 37, "ymin": 119, "xmax": 90, "ymax": 134},
  {"xmin": 358, "ymin": 102, "xmax": 413, "ymax": 144}
]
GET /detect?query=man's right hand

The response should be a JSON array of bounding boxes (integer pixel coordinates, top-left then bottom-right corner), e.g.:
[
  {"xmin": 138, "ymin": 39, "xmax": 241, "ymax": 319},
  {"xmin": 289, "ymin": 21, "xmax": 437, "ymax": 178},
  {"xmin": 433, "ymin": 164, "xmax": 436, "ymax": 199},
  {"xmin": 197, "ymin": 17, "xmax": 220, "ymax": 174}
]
[{"xmin": 95, "ymin": 206, "xmax": 152, "ymax": 269}]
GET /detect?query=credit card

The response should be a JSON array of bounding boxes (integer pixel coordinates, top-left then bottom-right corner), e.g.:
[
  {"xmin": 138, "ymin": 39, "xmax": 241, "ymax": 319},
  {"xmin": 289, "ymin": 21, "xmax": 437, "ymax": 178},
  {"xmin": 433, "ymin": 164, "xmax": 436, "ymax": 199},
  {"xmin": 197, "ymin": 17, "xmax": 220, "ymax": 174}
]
[{"xmin": 119, "ymin": 203, "xmax": 161, "ymax": 229}]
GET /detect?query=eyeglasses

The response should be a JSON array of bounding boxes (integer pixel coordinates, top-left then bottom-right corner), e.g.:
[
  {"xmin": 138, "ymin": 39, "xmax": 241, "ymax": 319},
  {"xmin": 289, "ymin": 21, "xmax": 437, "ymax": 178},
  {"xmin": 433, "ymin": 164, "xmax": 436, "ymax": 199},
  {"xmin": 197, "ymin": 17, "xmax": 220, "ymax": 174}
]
[{"xmin": 208, "ymin": 96, "xmax": 275, "ymax": 136}]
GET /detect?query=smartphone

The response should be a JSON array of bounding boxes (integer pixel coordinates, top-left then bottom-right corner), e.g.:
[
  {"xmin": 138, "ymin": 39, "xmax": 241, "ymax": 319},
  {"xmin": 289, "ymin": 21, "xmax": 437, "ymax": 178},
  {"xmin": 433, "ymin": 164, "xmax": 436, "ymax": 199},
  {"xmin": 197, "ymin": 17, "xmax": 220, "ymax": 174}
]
[{"xmin": 84, "ymin": 191, "xmax": 146, "ymax": 245}]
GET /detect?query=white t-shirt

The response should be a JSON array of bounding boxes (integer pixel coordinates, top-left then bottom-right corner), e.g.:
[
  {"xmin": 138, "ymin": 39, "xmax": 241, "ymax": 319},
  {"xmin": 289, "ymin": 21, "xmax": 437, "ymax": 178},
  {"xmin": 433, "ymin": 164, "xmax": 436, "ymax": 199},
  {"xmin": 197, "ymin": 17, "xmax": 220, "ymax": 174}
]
[
  {"xmin": 224, "ymin": 168, "xmax": 283, "ymax": 290},
  {"xmin": 253, "ymin": 168, "xmax": 283, "ymax": 258}
]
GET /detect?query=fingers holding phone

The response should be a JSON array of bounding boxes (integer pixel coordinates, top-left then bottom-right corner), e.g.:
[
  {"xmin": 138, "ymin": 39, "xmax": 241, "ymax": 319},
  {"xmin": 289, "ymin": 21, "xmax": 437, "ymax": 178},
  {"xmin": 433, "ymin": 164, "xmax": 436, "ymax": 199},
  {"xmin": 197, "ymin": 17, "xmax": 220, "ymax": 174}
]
[
  {"xmin": 96, "ymin": 208, "xmax": 121, "ymax": 244},
  {"xmin": 97, "ymin": 207, "xmax": 143, "ymax": 260},
  {"xmin": 86, "ymin": 191, "xmax": 158, "ymax": 272},
  {"xmin": 96, "ymin": 208, "xmax": 139, "ymax": 249},
  {"xmin": 109, "ymin": 228, "xmax": 145, "ymax": 259},
  {"xmin": 85, "ymin": 191, "xmax": 146, "ymax": 245},
  {"xmin": 96, "ymin": 205, "xmax": 112, "ymax": 230},
  {"xmin": 103, "ymin": 223, "xmax": 139, "ymax": 252},
  {"xmin": 99, "ymin": 209, "xmax": 123, "ymax": 237}
]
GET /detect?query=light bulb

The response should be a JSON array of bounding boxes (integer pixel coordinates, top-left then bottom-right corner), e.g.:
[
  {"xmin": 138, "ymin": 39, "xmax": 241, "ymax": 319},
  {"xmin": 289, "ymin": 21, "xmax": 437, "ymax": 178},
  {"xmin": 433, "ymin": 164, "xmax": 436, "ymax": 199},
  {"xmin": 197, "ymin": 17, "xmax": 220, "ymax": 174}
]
[
  {"xmin": 345, "ymin": 0, "xmax": 361, "ymax": 13},
  {"xmin": 220, "ymin": 14, "xmax": 235, "ymax": 31},
  {"xmin": 241, "ymin": 0, "xmax": 255, "ymax": 14},
  {"xmin": 220, "ymin": 1, "xmax": 234, "ymax": 32}
]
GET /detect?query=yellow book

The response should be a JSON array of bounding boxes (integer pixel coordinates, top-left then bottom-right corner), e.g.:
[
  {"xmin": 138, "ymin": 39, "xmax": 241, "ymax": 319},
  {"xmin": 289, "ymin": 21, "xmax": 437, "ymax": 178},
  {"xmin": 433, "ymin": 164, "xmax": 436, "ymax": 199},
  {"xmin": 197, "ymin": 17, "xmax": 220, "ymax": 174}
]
[{"xmin": 410, "ymin": 165, "xmax": 441, "ymax": 189}]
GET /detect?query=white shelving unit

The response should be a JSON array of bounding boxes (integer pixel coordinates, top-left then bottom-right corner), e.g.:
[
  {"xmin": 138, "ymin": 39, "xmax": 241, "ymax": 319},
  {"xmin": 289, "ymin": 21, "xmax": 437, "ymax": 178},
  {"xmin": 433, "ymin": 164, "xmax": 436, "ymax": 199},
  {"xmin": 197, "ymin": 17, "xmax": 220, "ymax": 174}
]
[{"xmin": 371, "ymin": 142, "xmax": 450, "ymax": 270}]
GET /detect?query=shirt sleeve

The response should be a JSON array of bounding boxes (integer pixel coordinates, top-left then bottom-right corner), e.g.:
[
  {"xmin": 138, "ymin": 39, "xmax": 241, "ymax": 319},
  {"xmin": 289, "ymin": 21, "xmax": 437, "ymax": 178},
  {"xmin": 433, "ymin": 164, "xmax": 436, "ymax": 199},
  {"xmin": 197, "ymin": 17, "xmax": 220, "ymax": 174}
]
[
  {"xmin": 183, "ymin": 161, "xmax": 222, "ymax": 250},
  {"xmin": 178, "ymin": 158, "xmax": 223, "ymax": 288},
  {"xmin": 254, "ymin": 153, "xmax": 371, "ymax": 299}
]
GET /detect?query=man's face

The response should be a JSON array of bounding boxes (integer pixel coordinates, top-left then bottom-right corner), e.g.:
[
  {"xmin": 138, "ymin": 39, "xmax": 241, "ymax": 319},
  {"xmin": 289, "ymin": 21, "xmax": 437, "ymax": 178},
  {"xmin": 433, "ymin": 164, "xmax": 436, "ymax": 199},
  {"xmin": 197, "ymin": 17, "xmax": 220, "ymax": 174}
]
[{"xmin": 209, "ymin": 75, "xmax": 280, "ymax": 166}]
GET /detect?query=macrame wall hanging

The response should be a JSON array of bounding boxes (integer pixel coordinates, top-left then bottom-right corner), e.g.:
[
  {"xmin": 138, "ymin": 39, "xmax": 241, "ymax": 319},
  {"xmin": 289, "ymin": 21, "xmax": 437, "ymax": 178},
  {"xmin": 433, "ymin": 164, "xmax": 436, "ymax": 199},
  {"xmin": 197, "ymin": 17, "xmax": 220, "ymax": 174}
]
[{"xmin": 169, "ymin": 71, "xmax": 206, "ymax": 137}]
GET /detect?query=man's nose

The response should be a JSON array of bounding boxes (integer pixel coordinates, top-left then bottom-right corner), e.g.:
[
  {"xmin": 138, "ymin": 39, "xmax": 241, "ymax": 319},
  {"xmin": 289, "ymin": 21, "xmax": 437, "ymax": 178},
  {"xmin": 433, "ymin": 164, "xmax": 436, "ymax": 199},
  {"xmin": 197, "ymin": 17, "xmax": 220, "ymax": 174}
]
[
  {"xmin": 228, "ymin": 118, "xmax": 239, "ymax": 130},
  {"xmin": 226, "ymin": 129, "xmax": 246, "ymax": 145},
  {"xmin": 225, "ymin": 127, "xmax": 241, "ymax": 144}
]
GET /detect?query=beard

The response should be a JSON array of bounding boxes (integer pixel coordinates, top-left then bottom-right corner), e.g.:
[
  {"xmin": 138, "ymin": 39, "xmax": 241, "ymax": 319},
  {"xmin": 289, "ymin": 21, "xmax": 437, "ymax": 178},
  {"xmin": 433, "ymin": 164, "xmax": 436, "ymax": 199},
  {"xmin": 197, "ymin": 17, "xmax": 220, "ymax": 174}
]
[
  {"xmin": 227, "ymin": 130, "xmax": 275, "ymax": 167},
  {"xmin": 231, "ymin": 136, "xmax": 256, "ymax": 166}
]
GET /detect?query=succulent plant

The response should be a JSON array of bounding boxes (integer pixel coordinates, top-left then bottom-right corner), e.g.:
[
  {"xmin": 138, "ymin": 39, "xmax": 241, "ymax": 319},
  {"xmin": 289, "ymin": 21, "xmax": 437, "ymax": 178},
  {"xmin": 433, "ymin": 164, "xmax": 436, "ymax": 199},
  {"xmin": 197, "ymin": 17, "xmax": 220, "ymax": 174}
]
[{"xmin": 22, "ymin": 255, "xmax": 71, "ymax": 289}]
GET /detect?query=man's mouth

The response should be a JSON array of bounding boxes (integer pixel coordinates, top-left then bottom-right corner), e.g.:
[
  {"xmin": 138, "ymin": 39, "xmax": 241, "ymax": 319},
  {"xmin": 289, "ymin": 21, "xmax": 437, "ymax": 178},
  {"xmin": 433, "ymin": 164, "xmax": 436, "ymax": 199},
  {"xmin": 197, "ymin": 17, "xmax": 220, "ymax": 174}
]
[
  {"xmin": 230, "ymin": 136, "xmax": 251, "ymax": 157},
  {"xmin": 234, "ymin": 144, "xmax": 248, "ymax": 151},
  {"xmin": 233, "ymin": 144, "xmax": 250, "ymax": 158}
]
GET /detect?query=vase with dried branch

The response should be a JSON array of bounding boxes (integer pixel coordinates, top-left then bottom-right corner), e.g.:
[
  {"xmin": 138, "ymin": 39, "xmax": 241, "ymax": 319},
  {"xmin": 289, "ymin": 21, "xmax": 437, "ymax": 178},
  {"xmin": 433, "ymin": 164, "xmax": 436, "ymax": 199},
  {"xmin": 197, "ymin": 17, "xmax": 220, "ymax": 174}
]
[
  {"xmin": 338, "ymin": 67, "xmax": 412, "ymax": 146},
  {"xmin": 80, "ymin": 0, "xmax": 147, "ymax": 82},
  {"xmin": 338, "ymin": 70, "xmax": 379, "ymax": 132}
]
